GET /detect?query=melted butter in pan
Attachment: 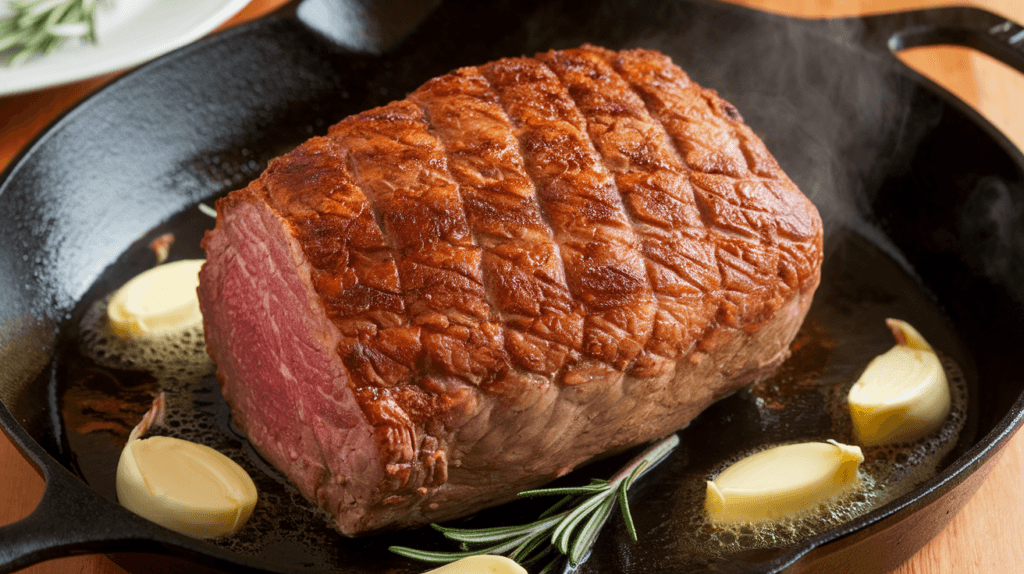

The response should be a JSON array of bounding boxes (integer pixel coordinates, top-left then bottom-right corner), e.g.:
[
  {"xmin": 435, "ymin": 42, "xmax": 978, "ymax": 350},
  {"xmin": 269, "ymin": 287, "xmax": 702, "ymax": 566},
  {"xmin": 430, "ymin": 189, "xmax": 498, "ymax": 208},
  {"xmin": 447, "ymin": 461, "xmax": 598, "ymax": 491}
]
[
  {"xmin": 674, "ymin": 341, "xmax": 968, "ymax": 560},
  {"xmin": 55, "ymin": 211, "xmax": 974, "ymax": 570}
]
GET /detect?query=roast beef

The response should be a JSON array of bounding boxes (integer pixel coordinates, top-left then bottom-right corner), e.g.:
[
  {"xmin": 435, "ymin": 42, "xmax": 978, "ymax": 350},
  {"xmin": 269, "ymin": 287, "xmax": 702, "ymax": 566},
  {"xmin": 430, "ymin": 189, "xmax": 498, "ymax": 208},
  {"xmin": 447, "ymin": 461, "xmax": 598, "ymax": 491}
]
[{"xmin": 198, "ymin": 45, "xmax": 823, "ymax": 536}]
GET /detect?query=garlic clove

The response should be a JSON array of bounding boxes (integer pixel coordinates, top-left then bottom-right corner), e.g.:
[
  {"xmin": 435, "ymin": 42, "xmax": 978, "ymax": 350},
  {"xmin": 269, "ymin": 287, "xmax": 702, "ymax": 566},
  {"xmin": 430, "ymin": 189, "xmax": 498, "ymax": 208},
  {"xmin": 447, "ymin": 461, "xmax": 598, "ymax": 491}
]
[
  {"xmin": 848, "ymin": 319, "xmax": 950, "ymax": 446},
  {"xmin": 424, "ymin": 555, "xmax": 527, "ymax": 574},
  {"xmin": 705, "ymin": 441, "xmax": 864, "ymax": 524},
  {"xmin": 117, "ymin": 435, "xmax": 257, "ymax": 538},
  {"xmin": 107, "ymin": 259, "xmax": 204, "ymax": 338}
]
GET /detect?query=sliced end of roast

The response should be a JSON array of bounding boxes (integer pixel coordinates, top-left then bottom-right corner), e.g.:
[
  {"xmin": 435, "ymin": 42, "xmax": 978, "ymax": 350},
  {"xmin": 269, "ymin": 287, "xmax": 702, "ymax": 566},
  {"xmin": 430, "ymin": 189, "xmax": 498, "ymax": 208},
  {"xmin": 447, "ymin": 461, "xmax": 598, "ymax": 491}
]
[
  {"xmin": 199, "ymin": 186, "xmax": 388, "ymax": 534},
  {"xmin": 197, "ymin": 46, "xmax": 824, "ymax": 536}
]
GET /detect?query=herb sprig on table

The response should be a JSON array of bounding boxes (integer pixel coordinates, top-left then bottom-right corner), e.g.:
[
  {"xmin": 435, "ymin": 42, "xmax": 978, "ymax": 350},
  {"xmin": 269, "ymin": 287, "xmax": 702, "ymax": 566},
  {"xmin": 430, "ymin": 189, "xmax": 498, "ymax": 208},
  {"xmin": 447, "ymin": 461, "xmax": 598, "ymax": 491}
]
[
  {"xmin": 0, "ymin": 0, "xmax": 104, "ymax": 66},
  {"xmin": 390, "ymin": 434, "xmax": 680, "ymax": 573}
]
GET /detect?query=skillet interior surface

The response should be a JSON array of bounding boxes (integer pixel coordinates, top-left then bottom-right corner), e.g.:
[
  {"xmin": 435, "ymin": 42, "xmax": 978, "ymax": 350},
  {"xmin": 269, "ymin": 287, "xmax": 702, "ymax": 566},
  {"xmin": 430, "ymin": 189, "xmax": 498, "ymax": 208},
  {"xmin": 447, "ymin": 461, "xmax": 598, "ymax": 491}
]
[{"xmin": 2, "ymin": 0, "xmax": 1024, "ymax": 573}]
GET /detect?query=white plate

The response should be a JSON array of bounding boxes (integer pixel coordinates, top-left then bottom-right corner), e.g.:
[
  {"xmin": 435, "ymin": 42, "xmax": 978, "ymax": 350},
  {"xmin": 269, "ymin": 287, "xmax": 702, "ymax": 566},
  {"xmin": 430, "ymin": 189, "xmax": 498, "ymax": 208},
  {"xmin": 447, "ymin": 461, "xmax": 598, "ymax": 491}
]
[{"xmin": 0, "ymin": 0, "xmax": 252, "ymax": 96}]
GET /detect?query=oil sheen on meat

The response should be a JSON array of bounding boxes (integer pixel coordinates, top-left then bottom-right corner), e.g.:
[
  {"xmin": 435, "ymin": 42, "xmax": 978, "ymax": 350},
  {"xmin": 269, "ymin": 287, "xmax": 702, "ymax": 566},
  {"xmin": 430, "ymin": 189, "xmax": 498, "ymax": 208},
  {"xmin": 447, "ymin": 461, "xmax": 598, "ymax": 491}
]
[{"xmin": 197, "ymin": 45, "xmax": 824, "ymax": 535}]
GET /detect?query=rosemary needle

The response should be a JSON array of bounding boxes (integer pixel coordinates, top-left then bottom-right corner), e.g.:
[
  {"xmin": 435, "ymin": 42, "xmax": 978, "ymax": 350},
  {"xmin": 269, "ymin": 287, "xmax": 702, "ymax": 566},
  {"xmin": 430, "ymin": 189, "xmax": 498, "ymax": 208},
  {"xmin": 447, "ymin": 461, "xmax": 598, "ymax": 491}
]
[
  {"xmin": 390, "ymin": 433, "xmax": 679, "ymax": 571},
  {"xmin": 0, "ymin": 0, "xmax": 105, "ymax": 66}
]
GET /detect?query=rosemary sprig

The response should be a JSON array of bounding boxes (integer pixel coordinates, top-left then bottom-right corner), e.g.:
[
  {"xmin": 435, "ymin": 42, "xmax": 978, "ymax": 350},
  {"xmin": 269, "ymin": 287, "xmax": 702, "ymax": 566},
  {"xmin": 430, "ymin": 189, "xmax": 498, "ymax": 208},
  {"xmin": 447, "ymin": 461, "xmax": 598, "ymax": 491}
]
[
  {"xmin": 390, "ymin": 434, "xmax": 679, "ymax": 572},
  {"xmin": 0, "ymin": 0, "xmax": 105, "ymax": 66}
]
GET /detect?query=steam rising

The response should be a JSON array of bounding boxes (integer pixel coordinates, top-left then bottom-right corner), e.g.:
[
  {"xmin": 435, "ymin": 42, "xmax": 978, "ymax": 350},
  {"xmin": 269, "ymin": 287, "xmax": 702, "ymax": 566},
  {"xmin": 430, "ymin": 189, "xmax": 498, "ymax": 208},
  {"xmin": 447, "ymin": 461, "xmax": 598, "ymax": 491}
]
[
  {"xmin": 959, "ymin": 176, "xmax": 1024, "ymax": 288},
  {"xmin": 597, "ymin": 5, "xmax": 943, "ymax": 264}
]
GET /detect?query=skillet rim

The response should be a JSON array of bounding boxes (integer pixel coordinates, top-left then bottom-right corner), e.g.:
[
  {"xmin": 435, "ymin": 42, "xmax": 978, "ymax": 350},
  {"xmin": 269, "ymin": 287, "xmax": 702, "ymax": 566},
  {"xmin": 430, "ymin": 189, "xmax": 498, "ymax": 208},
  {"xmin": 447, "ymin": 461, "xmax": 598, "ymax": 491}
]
[{"xmin": 1, "ymin": 2, "xmax": 1024, "ymax": 573}]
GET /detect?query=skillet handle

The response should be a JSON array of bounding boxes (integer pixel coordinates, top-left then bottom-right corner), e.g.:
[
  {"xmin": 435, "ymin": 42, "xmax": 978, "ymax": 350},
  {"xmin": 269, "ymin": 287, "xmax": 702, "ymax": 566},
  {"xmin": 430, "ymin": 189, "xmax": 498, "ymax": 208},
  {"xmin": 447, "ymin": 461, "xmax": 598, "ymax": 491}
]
[
  {"xmin": 283, "ymin": 0, "xmax": 441, "ymax": 54},
  {"xmin": 860, "ymin": 6, "xmax": 1024, "ymax": 74},
  {"xmin": 0, "ymin": 448, "xmax": 158, "ymax": 574}
]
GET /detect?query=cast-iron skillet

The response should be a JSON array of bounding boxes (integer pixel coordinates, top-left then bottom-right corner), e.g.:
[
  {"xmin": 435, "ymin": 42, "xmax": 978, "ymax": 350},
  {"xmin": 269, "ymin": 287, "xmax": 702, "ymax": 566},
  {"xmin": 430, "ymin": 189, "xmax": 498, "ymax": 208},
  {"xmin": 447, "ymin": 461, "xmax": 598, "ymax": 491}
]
[{"xmin": 2, "ymin": 1, "xmax": 1024, "ymax": 572}]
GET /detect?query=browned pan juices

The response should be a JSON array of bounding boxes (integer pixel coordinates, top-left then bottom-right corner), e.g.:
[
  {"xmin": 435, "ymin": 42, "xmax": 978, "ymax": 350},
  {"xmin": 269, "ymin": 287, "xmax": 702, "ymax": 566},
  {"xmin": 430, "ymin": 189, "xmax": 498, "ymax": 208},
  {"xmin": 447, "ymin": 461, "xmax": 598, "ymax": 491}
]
[
  {"xmin": 673, "ymin": 349, "xmax": 967, "ymax": 561},
  {"xmin": 52, "ymin": 202, "xmax": 976, "ymax": 572},
  {"xmin": 53, "ymin": 206, "xmax": 376, "ymax": 568}
]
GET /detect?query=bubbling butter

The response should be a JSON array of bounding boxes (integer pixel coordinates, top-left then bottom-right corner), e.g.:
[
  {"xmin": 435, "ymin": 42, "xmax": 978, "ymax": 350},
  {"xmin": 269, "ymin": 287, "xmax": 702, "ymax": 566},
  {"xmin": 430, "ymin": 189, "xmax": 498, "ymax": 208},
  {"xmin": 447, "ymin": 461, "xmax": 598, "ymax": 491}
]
[
  {"xmin": 675, "ymin": 347, "xmax": 968, "ymax": 562},
  {"xmin": 99, "ymin": 258, "xmax": 258, "ymax": 539},
  {"xmin": 705, "ymin": 441, "xmax": 863, "ymax": 524},
  {"xmin": 848, "ymin": 319, "xmax": 950, "ymax": 446},
  {"xmin": 107, "ymin": 259, "xmax": 205, "ymax": 338},
  {"xmin": 117, "ymin": 435, "xmax": 258, "ymax": 539},
  {"xmin": 424, "ymin": 555, "xmax": 527, "ymax": 574}
]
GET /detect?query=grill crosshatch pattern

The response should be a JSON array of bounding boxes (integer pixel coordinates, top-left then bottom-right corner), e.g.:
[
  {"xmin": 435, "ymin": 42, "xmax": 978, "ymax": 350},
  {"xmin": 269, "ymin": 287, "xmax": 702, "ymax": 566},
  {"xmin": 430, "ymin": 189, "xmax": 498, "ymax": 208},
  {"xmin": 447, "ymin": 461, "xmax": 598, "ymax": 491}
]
[{"xmin": 1, "ymin": 1, "xmax": 1023, "ymax": 573}]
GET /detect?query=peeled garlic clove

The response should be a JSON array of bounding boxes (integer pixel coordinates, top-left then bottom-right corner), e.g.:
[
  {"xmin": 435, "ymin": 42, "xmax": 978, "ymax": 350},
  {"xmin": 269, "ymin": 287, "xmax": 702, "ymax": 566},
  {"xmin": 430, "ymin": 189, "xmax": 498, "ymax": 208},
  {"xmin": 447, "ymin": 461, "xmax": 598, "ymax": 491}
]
[
  {"xmin": 424, "ymin": 555, "xmax": 527, "ymax": 574},
  {"xmin": 107, "ymin": 259, "xmax": 204, "ymax": 338},
  {"xmin": 848, "ymin": 319, "xmax": 950, "ymax": 446},
  {"xmin": 705, "ymin": 441, "xmax": 864, "ymax": 524},
  {"xmin": 117, "ymin": 435, "xmax": 257, "ymax": 538}
]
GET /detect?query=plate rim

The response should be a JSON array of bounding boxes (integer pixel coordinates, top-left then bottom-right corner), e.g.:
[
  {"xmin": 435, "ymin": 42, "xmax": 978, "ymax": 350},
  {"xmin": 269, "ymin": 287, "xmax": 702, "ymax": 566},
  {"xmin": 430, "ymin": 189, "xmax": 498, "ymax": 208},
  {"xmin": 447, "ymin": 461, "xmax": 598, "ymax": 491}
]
[{"xmin": 0, "ymin": 0, "xmax": 253, "ymax": 96}]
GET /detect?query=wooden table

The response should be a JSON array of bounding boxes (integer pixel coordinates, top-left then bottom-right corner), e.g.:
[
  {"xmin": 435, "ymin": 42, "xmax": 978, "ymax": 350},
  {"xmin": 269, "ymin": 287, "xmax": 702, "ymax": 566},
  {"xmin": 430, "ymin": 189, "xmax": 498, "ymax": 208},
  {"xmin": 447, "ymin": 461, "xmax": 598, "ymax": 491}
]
[{"xmin": 2, "ymin": 0, "xmax": 1022, "ymax": 572}]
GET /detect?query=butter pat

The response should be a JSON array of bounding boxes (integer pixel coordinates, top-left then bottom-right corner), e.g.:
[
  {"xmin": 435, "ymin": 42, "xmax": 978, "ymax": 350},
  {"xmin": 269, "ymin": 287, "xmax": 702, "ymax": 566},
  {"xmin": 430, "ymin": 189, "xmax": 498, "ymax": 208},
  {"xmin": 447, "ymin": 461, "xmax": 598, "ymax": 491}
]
[
  {"xmin": 425, "ymin": 556, "xmax": 527, "ymax": 574},
  {"xmin": 706, "ymin": 441, "xmax": 864, "ymax": 523},
  {"xmin": 107, "ymin": 259, "xmax": 204, "ymax": 338},
  {"xmin": 117, "ymin": 435, "xmax": 257, "ymax": 538},
  {"xmin": 848, "ymin": 319, "xmax": 950, "ymax": 446}
]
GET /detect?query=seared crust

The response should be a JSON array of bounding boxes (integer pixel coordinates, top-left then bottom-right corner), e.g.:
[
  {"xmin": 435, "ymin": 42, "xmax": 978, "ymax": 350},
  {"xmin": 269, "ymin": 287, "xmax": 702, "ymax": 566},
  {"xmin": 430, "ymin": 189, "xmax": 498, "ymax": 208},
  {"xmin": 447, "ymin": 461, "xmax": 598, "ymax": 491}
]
[
  {"xmin": 605, "ymin": 47, "xmax": 822, "ymax": 323},
  {"xmin": 408, "ymin": 68, "xmax": 584, "ymax": 380},
  {"xmin": 480, "ymin": 57, "xmax": 657, "ymax": 373},
  {"xmin": 200, "ymin": 45, "xmax": 823, "ymax": 534},
  {"xmin": 539, "ymin": 47, "xmax": 719, "ymax": 372}
]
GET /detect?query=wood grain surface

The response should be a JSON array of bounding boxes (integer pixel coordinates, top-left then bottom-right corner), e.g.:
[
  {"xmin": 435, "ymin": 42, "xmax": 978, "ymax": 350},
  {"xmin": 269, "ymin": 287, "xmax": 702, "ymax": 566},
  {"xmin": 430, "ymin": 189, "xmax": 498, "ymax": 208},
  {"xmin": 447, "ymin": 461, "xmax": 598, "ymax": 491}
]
[{"xmin": 1, "ymin": 1, "xmax": 1022, "ymax": 573}]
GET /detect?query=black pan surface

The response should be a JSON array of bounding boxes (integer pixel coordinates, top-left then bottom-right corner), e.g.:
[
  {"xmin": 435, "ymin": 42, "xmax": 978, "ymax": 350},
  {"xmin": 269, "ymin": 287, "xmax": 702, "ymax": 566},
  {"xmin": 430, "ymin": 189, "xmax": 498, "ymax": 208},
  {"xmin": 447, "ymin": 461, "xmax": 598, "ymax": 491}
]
[{"xmin": 2, "ymin": 1, "xmax": 1024, "ymax": 573}]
